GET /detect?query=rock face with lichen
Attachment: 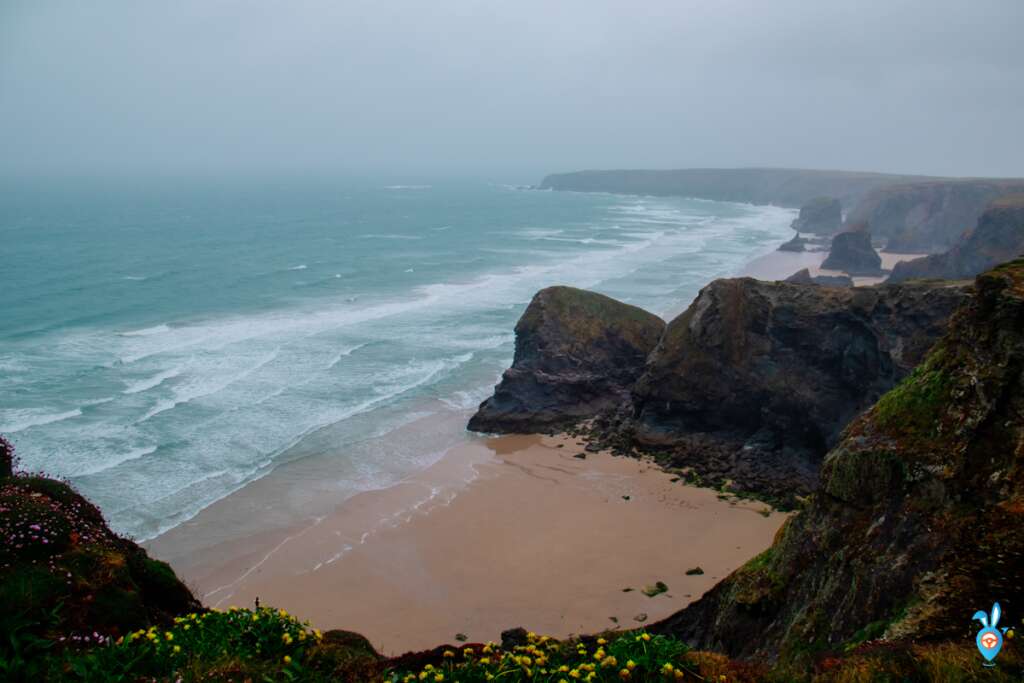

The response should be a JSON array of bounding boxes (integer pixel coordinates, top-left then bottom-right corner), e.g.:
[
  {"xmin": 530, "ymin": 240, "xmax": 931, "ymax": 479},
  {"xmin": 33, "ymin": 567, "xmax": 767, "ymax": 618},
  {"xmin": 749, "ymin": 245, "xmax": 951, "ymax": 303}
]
[
  {"xmin": 790, "ymin": 197, "xmax": 842, "ymax": 235},
  {"xmin": 821, "ymin": 229, "xmax": 883, "ymax": 275},
  {"xmin": 888, "ymin": 195, "xmax": 1024, "ymax": 283},
  {"xmin": 468, "ymin": 286, "xmax": 665, "ymax": 433},
  {"xmin": 651, "ymin": 260, "xmax": 1024, "ymax": 665},
  {"xmin": 607, "ymin": 277, "xmax": 970, "ymax": 503}
]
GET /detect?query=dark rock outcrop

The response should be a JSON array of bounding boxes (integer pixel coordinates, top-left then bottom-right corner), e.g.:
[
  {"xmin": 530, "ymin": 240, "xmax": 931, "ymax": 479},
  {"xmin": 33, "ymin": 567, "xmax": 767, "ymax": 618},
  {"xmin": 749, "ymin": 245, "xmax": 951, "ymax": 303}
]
[
  {"xmin": 651, "ymin": 260, "xmax": 1024, "ymax": 666},
  {"xmin": 790, "ymin": 197, "xmax": 841, "ymax": 235},
  {"xmin": 620, "ymin": 277, "xmax": 970, "ymax": 502},
  {"xmin": 468, "ymin": 286, "xmax": 664, "ymax": 433},
  {"xmin": 783, "ymin": 268, "xmax": 853, "ymax": 287},
  {"xmin": 888, "ymin": 194, "xmax": 1024, "ymax": 283},
  {"xmin": 846, "ymin": 179, "xmax": 1024, "ymax": 253},
  {"xmin": 539, "ymin": 168, "xmax": 931, "ymax": 208},
  {"xmin": 820, "ymin": 229, "xmax": 883, "ymax": 275},
  {"xmin": 776, "ymin": 234, "xmax": 806, "ymax": 252}
]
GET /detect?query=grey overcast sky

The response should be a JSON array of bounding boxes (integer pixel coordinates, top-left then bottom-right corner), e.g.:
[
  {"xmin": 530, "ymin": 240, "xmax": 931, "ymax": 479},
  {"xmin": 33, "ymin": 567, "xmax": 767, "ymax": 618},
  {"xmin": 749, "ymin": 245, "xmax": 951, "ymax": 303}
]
[{"xmin": 2, "ymin": 0, "xmax": 1023, "ymax": 180}]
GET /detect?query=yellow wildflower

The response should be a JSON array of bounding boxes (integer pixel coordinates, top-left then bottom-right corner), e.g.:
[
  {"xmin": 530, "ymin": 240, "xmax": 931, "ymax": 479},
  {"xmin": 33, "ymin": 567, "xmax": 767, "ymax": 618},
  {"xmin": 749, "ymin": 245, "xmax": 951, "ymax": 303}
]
[
  {"xmin": 597, "ymin": 637, "xmax": 607, "ymax": 645},
  {"xmin": 619, "ymin": 670, "xmax": 631, "ymax": 680},
  {"xmin": 434, "ymin": 675, "xmax": 444, "ymax": 682},
  {"xmin": 626, "ymin": 660, "xmax": 637, "ymax": 670},
  {"xmin": 641, "ymin": 633, "xmax": 651, "ymax": 641},
  {"xmin": 279, "ymin": 609, "xmax": 288, "ymax": 617},
  {"xmin": 283, "ymin": 655, "xmax": 292, "ymax": 664},
  {"xmin": 165, "ymin": 632, "xmax": 174, "ymax": 641},
  {"xmin": 463, "ymin": 648, "xmax": 473, "ymax": 657},
  {"xmin": 479, "ymin": 657, "xmax": 490, "ymax": 665},
  {"xmin": 602, "ymin": 655, "xmax": 618, "ymax": 668},
  {"xmin": 661, "ymin": 662, "xmax": 674, "ymax": 674},
  {"xmin": 443, "ymin": 650, "xmax": 455, "ymax": 658},
  {"xmin": 173, "ymin": 645, "xmax": 181, "ymax": 654},
  {"xmin": 593, "ymin": 648, "xmax": 605, "ymax": 660}
]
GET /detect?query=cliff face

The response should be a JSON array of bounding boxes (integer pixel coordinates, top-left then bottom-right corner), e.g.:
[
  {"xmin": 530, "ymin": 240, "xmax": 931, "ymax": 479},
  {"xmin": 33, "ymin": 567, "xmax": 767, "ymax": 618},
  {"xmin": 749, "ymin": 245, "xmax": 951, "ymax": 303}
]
[
  {"xmin": 539, "ymin": 168, "xmax": 929, "ymax": 209},
  {"xmin": 621, "ymin": 278, "xmax": 970, "ymax": 503},
  {"xmin": 888, "ymin": 194, "xmax": 1024, "ymax": 283},
  {"xmin": 790, "ymin": 196, "xmax": 842, "ymax": 234},
  {"xmin": 468, "ymin": 286, "xmax": 665, "ymax": 433},
  {"xmin": 846, "ymin": 180, "xmax": 1024, "ymax": 253},
  {"xmin": 651, "ymin": 260, "xmax": 1024, "ymax": 665}
]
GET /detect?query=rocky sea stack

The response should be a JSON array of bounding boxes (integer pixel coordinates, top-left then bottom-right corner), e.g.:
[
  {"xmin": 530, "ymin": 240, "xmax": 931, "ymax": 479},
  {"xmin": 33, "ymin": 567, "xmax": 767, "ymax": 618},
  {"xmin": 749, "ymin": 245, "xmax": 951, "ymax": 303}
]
[
  {"xmin": 468, "ymin": 286, "xmax": 665, "ymax": 433},
  {"xmin": 820, "ymin": 228, "xmax": 883, "ymax": 275},
  {"xmin": 652, "ymin": 259, "xmax": 1024, "ymax": 668},
  {"xmin": 777, "ymin": 234, "xmax": 807, "ymax": 252},
  {"xmin": 790, "ymin": 197, "xmax": 841, "ymax": 235},
  {"xmin": 888, "ymin": 194, "xmax": 1024, "ymax": 283}
]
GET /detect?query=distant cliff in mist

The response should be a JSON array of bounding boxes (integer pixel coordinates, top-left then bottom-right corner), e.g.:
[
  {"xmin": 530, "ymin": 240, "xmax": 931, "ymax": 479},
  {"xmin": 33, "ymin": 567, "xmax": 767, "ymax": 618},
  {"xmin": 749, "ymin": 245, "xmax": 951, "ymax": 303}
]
[{"xmin": 538, "ymin": 168, "xmax": 930, "ymax": 209}]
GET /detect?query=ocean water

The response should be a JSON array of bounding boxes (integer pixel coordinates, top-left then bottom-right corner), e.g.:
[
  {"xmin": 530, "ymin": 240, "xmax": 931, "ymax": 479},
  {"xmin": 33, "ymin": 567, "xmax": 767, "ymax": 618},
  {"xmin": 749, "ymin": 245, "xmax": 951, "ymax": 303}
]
[{"xmin": 0, "ymin": 177, "xmax": 794, "ymax": 541}]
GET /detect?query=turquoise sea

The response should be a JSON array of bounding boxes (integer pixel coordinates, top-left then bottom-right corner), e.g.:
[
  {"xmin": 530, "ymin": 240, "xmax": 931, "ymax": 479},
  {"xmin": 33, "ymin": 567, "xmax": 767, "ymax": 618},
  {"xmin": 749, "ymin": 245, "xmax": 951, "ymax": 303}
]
[{"xmin": 0, "ymin": 177, "xmax": 794, "ymax": 541}]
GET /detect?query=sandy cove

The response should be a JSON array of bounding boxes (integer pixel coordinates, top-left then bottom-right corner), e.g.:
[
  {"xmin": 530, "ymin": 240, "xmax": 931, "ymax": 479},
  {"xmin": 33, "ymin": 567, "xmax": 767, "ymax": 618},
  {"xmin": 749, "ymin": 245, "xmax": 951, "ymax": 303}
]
[
  {"xmin": 739, "ymin": 245, "xmax": 928, "ymax": 284},
  {"xmin": 150, "ymin": 434, "xmax": 786, "ymax": 654}
]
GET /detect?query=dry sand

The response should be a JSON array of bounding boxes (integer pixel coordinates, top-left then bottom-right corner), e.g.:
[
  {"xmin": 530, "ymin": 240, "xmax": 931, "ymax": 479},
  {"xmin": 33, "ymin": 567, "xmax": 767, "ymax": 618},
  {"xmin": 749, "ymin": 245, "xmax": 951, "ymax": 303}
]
[{"xmin": 152, "ymin": 434, "xmax": 786, "ymax": 654}]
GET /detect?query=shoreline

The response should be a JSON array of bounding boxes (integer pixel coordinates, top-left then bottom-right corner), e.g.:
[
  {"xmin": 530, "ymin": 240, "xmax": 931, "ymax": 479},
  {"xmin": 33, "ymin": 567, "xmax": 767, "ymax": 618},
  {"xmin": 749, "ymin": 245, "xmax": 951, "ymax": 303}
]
[
  {"xmin": 144, "ymin": 231, "xmax": 912, "ymax": 654},
  {"xmin": 149, "ymin": 433, "xmax": 786, "ymax": 654}
]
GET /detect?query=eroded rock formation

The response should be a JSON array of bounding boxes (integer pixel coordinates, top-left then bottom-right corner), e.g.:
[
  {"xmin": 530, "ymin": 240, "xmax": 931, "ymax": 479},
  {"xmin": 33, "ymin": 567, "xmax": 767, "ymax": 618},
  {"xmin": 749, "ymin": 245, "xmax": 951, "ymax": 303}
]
[{"xmin": 468, "ymin": 286, "xmax": 665, "ymax": 433}]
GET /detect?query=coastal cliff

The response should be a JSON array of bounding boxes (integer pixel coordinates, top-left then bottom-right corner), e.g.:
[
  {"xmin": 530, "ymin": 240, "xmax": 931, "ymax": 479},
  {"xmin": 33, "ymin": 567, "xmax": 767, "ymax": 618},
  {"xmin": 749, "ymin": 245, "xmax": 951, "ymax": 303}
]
[
  {"xmin": 846, "ymin": 179, "xmax": 1024, "ymax": 253},
  {"xmin": 888, "ymin": 194, "xmax": 1024, "ymax": 283},
  {"xmin": 651, "ymin": 259, "xmax": 1024, "ymax": 668},
  {"xmin": 470, "ymin": 278, "xmax": 970, "ymax": 505},
  {"xmin": 468, "ymin": 286, "xmax": 664, "ymax": 433},
  {"xmin": 540, "ymin": 168, "xmax": 1024, "ymax": 255},
  {"xmin": 617, "ymin": 278, "xmax": 969, "ymax": 503},
  {"xmin": 538, "ymin": 168, "xmax": 927, "ymax": 208}
]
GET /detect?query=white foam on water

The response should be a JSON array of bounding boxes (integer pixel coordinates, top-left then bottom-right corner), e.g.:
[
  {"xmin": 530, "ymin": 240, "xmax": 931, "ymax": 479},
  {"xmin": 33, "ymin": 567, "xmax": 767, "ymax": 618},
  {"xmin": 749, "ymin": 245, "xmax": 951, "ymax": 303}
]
[
  {"xmin": 0, "ymin": 408, "xmax": 83, "ymax": 434},
  {"xmin": 75, "ymin": 444, "xmax": 159, "ymax": 477},
  {"xmin": 120, "ymin": 323, "xmax": 171, "ymax": 337},
  {"xmin": 7, "ymin": 193, "xmax": 795, "ymax": 543},
  {"xmin": 122, "ymin": 367, "xmax": 183, "ymax": 394}
]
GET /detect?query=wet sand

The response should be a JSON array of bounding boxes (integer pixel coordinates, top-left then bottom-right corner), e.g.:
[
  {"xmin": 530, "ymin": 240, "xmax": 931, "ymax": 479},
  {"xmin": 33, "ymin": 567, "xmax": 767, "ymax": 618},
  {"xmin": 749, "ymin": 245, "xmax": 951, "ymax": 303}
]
[{"xmin": 150, "ymin": 433, "xmax": 786, "ymax": 654}]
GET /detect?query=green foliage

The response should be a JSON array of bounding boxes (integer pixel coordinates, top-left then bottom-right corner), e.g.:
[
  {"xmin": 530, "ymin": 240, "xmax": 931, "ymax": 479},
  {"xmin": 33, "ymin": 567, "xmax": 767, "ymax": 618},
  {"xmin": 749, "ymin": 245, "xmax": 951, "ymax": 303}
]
[
  {"xmin": 872, "ymin": 364, "xmax": 950, "ymax": 441},
  {"xmin": 0, "ymin": 606, "xmax": 330, "ymax": 682},
  {"xmin": 387, "ymin": 630, "xmax": 692, "ymax": 682}
]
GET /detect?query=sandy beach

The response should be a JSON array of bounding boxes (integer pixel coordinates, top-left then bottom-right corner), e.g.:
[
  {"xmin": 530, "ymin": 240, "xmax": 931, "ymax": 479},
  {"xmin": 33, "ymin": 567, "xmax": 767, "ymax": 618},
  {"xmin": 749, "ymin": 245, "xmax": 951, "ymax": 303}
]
[
  {"xmin": 142, "ymin": 237, "xmax": 930, "ymax": 655},
  {"xmin": 150, "ymin": 433, "xmax": 786, "ymax": 654},
  {"xmin": 739, "ymin": 244, "xmax": 927, "ymax": 284}
]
